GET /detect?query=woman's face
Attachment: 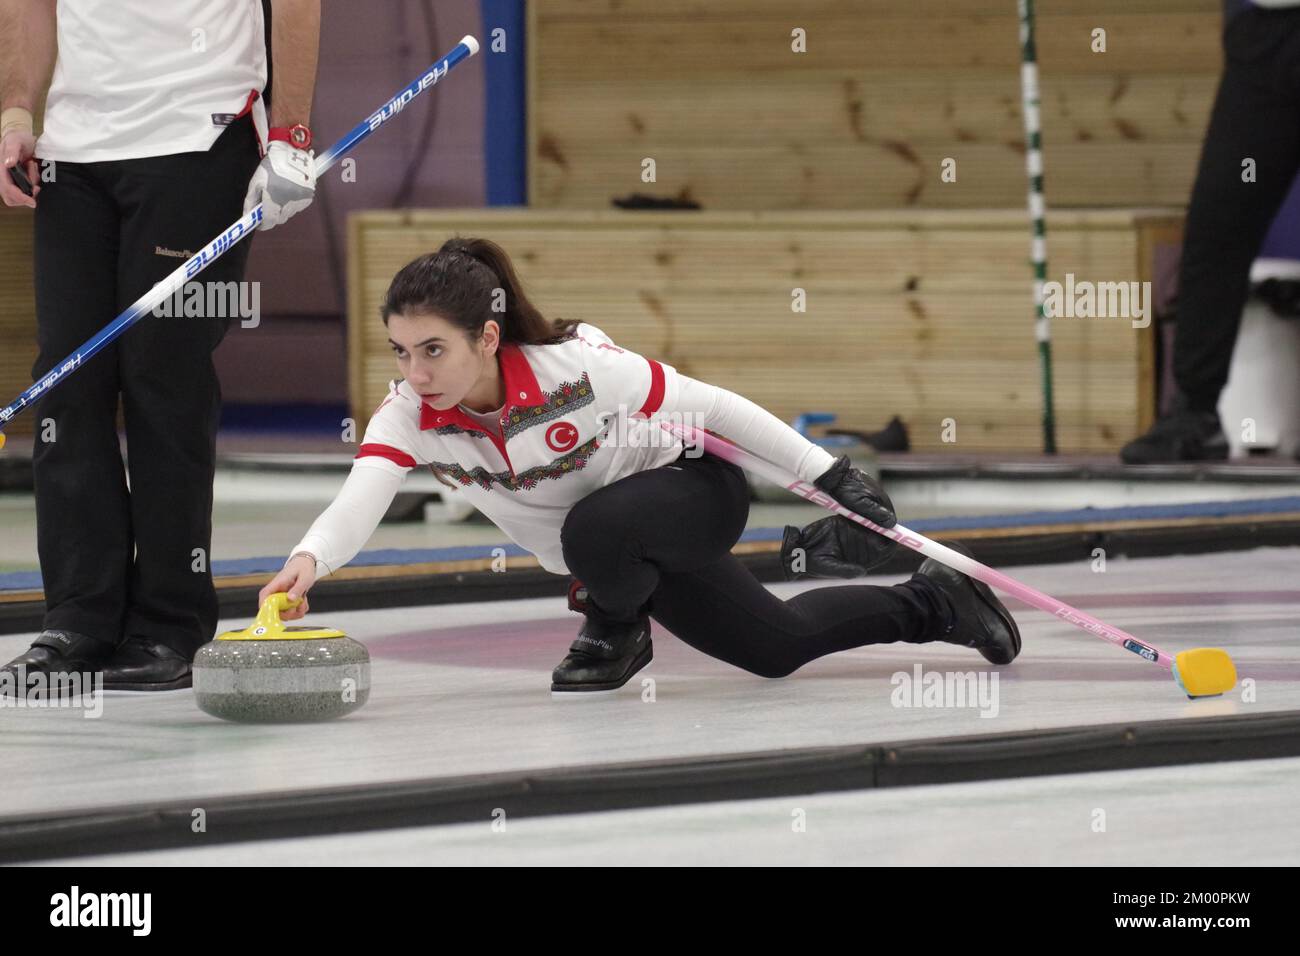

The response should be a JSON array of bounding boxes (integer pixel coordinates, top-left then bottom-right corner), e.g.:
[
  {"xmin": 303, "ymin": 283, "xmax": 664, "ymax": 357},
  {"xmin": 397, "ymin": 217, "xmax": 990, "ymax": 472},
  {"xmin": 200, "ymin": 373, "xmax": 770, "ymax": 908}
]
[{"xmin": 386, "ymin": 311, "xmax": 500, "ymax": 411}]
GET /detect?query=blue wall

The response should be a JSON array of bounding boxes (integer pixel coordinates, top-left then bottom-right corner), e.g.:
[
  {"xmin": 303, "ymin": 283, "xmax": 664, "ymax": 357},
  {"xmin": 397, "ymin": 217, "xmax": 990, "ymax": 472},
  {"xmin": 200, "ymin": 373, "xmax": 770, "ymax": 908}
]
[{"xmin": 481, "ymin": 0, "xmax": 527, "ymax": 205}]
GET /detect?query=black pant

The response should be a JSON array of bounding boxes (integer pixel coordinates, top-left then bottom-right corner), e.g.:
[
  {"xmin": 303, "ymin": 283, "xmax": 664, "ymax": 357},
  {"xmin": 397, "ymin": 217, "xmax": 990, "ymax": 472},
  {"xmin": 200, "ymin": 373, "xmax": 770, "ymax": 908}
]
[
  {"xmin": 560, "ymin": 449, "xmax": 948, "ymax": 678},
  {"xmin": 31, "ymin": 115, "xmax": 260, "ymax": 655},
  {"xmin": 1174, "ymin": 8, "xmax": 1300, "ymax": 412}
]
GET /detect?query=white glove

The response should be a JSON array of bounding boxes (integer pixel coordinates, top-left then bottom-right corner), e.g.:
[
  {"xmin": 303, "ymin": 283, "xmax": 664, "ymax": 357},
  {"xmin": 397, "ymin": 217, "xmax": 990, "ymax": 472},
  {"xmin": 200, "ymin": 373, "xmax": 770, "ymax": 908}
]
[{"xmin": 243, "ymin": 140, "xmax": 316, "ymax": 231}]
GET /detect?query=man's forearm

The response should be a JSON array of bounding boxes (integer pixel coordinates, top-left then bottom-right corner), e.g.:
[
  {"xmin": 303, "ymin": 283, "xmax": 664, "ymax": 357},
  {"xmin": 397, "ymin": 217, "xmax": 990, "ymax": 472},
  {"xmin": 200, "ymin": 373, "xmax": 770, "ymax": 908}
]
[
  {"xmin": 0, "ymin": 0, "xmax": 56, "ymax": 113},
  {"xmin": 269, "ymin": 0, "xmax": 320, "ymax": 128}
]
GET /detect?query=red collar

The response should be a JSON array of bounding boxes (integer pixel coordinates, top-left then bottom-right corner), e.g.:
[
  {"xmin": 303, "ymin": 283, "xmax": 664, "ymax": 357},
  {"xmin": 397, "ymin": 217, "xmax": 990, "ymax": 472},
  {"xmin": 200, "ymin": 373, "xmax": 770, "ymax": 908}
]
[{"xmin": 419, "ymin": 340, "xmax": 547, "ymax": 432}]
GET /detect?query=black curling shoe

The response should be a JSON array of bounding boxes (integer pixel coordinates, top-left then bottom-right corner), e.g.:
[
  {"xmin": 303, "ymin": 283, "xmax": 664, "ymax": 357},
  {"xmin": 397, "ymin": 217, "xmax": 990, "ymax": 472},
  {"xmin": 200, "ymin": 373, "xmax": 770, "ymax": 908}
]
[
  {"xmin": 101, "ymin": 637, "xmax": 192, "ymax": 691},
  {"xmin": 918, "ymin": 542, "xmax": 1022, "ymax": 665},
  {"xmin": 551, "ymin": 611, "xmax": 653, "ymax": 693},
  {"xmin": 0, "ymin": 629, "xmax": 115, "ymax": 697},
  {"xmin": 1119, "ymin": 395, "xmax": 1228, "ymax": 464}
]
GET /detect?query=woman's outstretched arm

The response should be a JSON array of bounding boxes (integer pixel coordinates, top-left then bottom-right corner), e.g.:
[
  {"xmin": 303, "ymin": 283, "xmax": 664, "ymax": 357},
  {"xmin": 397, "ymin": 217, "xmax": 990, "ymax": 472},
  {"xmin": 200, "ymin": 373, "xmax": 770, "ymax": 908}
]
[
  {"xmin": 287, "ymin": 461, "xmax": 407, "ymax": 577},
  {"xmin": 670, "ymin": 374, "xmax": 839, "ymax": 483}
]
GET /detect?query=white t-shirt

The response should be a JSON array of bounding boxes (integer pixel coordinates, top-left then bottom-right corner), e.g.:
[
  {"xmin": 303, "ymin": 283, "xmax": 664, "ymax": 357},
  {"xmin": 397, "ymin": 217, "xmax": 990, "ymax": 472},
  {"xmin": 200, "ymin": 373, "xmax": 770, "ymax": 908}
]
[
  {"xmin": 37, "ymin": 0, "xmax": 269, "ymax": 162},
  {"xmin": 289, "ymin": 323, "xmax": 839, "ymax": 578}
]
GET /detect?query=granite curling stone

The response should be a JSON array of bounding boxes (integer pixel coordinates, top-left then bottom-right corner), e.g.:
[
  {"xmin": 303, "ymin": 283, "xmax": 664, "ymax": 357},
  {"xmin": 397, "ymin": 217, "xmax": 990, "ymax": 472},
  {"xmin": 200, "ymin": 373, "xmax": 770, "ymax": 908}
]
[{"xmin": 193, "ymin": 593, "xmax": 370, "ymax": 723}]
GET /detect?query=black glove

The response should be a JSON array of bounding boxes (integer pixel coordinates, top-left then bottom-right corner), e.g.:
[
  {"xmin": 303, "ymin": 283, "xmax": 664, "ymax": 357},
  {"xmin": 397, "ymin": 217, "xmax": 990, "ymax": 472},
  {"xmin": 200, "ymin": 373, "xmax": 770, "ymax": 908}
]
[
  {"xmin": 780, "ymin": 456, "xmax": 899, "ymax": 580},
  {"xmin": 781, "ymin": 515, "xmax": 899, "ymax": 579},
  {"xmin": 812, "ymin": 454, "xmax": 896, "ymax": 527}
]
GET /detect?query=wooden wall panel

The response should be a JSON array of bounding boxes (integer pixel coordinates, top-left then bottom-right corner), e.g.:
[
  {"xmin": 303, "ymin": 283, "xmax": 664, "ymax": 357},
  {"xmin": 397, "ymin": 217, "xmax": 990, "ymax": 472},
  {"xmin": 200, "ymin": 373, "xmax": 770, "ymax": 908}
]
[
  {"xmin": 528, "ymin": 0, "xmax": 1221, "ymax": 210},
  {"xmin": 349, "ymin": 209, "xmax": 1174, "ymax": 454},
  {"xmin": 0, "ymin": 213, "xmax": 37, "ymax": 438}
]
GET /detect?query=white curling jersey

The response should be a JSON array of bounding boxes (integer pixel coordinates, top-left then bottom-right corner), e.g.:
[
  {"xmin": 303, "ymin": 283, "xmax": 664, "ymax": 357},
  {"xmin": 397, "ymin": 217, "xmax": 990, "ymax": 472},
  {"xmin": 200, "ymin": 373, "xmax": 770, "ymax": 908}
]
[
  {"xmin": 37, "ymin": 0, "xmax": 269, "ymax": 162},
  {"xmin": 355, "ymin": 323, "xmax": 688, "ymax": 575}
]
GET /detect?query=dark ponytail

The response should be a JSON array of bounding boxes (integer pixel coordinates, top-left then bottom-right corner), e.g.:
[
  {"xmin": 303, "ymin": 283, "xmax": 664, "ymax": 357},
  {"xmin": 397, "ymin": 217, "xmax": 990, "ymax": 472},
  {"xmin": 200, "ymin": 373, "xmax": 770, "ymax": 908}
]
[
  {"xmin": 380, "ymin": 237, "xmax": 579, "ymax": 346},
  {"xmin": 380, "ymin": 238, "xmax": 580, "ymax": 490}
]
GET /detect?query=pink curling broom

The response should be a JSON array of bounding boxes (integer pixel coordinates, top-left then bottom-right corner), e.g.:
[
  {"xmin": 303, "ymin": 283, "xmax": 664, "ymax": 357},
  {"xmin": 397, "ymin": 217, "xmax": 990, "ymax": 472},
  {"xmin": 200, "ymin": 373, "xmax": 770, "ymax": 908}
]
[{"xmin": 660, "ymin": 422, "xmax": 1238, "ymax": 700}]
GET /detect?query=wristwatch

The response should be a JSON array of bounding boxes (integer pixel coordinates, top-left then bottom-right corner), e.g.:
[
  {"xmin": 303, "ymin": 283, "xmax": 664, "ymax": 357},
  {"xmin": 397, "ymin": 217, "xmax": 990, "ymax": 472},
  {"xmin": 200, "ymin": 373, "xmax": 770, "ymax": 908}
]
[{"xmin": 269, "ymin": 123, "xmax": 313, "ymax": 150}]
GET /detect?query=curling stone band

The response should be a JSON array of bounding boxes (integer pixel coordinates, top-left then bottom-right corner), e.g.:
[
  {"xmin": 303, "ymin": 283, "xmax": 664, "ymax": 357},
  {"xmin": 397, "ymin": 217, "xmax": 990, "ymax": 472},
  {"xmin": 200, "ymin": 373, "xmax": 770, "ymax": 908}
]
[{"xmin": 194, "ymin": 593, "xmax": 370, "ymax": 723}]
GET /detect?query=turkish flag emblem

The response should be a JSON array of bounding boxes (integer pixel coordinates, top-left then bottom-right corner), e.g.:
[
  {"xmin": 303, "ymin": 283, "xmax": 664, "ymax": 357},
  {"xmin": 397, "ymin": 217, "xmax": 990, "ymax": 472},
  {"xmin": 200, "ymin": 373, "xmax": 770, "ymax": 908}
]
[{"xmin": 546, "ymin": 421, "xmax": 579, "ymax": 452}]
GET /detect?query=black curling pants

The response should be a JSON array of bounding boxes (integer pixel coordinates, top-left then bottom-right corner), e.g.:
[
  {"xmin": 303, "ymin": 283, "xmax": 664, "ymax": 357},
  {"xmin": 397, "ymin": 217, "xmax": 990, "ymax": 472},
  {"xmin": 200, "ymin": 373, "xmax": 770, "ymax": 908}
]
[
  {"xmin": 1173, "ymin": 8, "xmax": 1300, "ymax": 413},
  {"xmin": 559, "ymin": 448, "xmax": 950, "ymax": 678},
  {"xmin": 30, "ymin": 115, "xmax": 261, "ymax": 656}
]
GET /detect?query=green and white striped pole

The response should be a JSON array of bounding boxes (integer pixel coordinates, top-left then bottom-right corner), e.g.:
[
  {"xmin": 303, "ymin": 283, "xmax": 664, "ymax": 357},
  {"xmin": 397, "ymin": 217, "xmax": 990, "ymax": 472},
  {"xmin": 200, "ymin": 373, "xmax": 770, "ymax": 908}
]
[{"xmin": 1018, "ymin": 0, "xmax": 1057, "ymax": 454}]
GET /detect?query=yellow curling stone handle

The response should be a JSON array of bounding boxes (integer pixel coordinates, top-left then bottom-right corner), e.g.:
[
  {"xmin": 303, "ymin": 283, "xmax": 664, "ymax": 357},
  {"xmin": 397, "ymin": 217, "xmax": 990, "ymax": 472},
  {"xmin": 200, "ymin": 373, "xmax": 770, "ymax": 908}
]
[{"xmin": 216, "ymin": 592, "xmax": 347, "ymax": 641}]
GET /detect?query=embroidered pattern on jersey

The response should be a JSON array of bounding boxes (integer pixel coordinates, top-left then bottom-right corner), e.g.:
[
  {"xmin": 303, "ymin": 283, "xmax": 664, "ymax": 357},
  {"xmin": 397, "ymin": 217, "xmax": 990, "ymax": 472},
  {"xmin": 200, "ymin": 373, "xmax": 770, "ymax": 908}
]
[
  {"xmin": 431, "ymin": 422, "xmax": 495, "ymax": 440},
  {"xmin": 429, "ymin": 373, "xmax": 595, "ymax": 442},
  {"xmin": 502, "ymin": 375, "xmax": 594, "ymax": 442},
  {"xmin": 431, "ymin": 434, "xmax": 603, "ymax": 492}
]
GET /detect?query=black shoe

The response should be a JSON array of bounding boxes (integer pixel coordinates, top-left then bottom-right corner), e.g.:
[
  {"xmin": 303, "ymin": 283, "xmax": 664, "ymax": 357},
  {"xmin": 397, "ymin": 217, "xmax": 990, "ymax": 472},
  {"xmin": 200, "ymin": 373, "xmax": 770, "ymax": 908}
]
[
  {"xmin": 826, "ymin": 415, "xmax": 911, "ymax": 453},
  {"xmin": 0, "ymin": 629, "xmax": 116, "ymax": 697},
  {"xmin": 917, "ymin": 542, "xmax": 1021, "ymax": 665},
  {"xmin": 551, "ymin": 607, "xmax": 653, "ymax": 693},
  {"xmin": 1120, "ymin": 395, "xmax": 1229, "ymax": 464},
  {"xmin": 101, "ymin": 637, "xmax": 192, "ymax": 691}
]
